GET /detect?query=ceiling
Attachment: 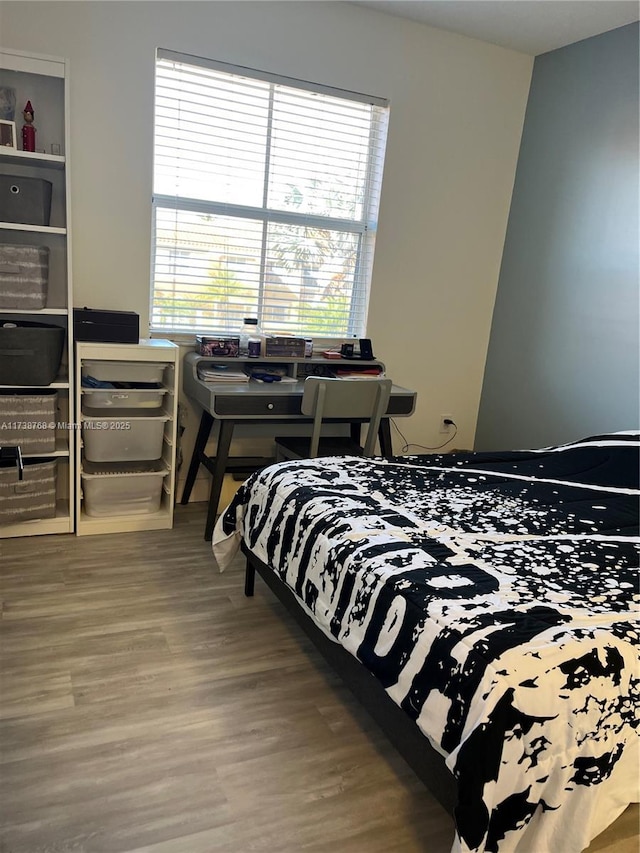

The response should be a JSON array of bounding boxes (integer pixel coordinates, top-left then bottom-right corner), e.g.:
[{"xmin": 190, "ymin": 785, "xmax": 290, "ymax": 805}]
[{"xmin": 352, "ymin": 0, "xmax": 640, "ymax": 55}]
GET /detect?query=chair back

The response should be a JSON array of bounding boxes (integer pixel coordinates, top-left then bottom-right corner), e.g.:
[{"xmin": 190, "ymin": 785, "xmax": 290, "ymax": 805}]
[{"xmin": 300, "ymin": 376, "xmax": 393, "ymax": 457}]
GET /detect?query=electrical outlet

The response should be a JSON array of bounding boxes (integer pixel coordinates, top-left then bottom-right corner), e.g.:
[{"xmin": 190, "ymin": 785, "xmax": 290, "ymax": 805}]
[{"xmin": 439, "ymin": 414, "xmax": 455, "ymax": 434}]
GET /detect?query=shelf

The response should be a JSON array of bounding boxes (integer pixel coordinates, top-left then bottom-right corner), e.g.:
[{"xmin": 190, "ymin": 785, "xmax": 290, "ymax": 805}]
[
  {"xmin": 76, "ymin": 506, "xmax": 173, "ymax": 536},
  {"xmin": 0, "ymin": 149, "xmax": 65, "ymax": 169},
  {"xmin": 0, "ymin": 501, "xmax": 72, "ymax": 539},
  {"xmin": 0, "ymin": 374, "xmax": 69, "ymax": 390},
  {"xmin": 0, "ymin": 222, "xmax": 67, "ymax": 235},
  {"xmin": 21, "ymin": 439, "xmax": 69, "ymax": 459},
  {"xmin": 193, "ymin": 355, "xmax": 380, "ymax": 364},
  {"xmin": 0, "ymin": 308, "xmax": 68, "ymax": 315},
  {"xmin": 1, "ymin": 48, "xmax": 75, "ymax": 539}
]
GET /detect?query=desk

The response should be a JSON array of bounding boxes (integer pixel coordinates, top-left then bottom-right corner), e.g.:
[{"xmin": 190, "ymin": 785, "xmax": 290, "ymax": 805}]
[{"xmin": 181, "ymin": 352, "xmax": 417, "ymax": 540}]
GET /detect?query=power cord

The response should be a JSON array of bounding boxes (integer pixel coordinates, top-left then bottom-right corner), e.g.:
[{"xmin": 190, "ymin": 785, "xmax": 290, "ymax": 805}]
[{"xmin": 391, "ymin": 418, "xmax": 458, "ymax": 453}]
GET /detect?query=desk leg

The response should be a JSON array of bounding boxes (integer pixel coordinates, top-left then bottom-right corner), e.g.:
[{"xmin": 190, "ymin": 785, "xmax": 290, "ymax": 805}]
[
  {"xmin": 379, "ymin": 418, "xmax": 393, "ymax": 457},
  {"xmin": 350, "ymin": 423, "xmax": 362, "ymax": 445},
  {"xmin": 204, "ymin": 418, "xmax": 235, "ymax": 542},
  {"xmin": 181, "ymin": 410, "xmax": 214, "ymax": 505}
]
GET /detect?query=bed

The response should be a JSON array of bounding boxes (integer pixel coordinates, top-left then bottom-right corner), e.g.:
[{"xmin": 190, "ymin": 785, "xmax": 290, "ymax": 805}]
[{"xmin": 213, "ymin": 431, "xmax": 639, "ymax": 852}]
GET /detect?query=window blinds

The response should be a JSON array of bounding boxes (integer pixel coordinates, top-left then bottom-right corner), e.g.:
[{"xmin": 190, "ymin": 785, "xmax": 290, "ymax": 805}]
[{"xmin": 151, "ymin": 50, "xmax": 389, "ymax": 337}]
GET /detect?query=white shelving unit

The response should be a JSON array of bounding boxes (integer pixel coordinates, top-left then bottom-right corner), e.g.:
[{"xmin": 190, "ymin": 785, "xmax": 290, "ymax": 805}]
[
  {"xmin": 0, "ymin": 48, "xmax": 74, "ymax": 538},
  {"xmin": 75, "ymin": 340, "xmax": 179, "ymax": 536}
]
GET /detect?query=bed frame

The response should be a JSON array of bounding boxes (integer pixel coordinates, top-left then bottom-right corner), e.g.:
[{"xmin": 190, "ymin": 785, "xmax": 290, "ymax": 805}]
[{"xmin": 243, "ymin": 543, "xmax": 459, "ymax": 815}]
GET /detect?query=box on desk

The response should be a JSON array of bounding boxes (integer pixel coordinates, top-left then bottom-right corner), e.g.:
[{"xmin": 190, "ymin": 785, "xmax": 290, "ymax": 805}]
[
  {"xmin": 264, "ymin": 336, "xmax": 305, "ymax": 358},
  {"xmin": 196, "ymin": 336, "xmax": 240, "ymax": 357}
]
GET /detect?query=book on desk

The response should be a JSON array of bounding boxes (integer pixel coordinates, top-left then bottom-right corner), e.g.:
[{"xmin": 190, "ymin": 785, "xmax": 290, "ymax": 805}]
[{"xmin": 197, "ymin": 364, "xmax": 249, "ymax": 383}]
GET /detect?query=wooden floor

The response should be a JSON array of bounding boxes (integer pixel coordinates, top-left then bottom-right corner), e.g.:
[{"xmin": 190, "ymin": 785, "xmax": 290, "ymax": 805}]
[{"xmin": 0, "ymin": 505, "xmax": 637, "ymax": 853}]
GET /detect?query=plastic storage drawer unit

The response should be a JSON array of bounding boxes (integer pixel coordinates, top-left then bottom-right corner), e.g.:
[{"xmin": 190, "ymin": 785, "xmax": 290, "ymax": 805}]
[
  {"xmin": 0, "ymin": 392, "xmax": 58, "ymax": 453},
  {"xmin": 0, "ymin": 244, "xmax": 49, "ymax": 309},
  {"xmin": 81, "ymin": 361, "xmax": 167, "ymax": 384},
  {"xmin": 82, "ymin": 415, "xmax": 168, "ymax": 462},
  {"xmin": 82, "ymin": 387, "xmax": 167, "ymax": 411},
  {"xmin": 81, "ymin": 461, "xmax": 166, "ymax": 517},
  {"xmin": 0, "ymin": 458, "xmax": 57, "ymax": 522}
]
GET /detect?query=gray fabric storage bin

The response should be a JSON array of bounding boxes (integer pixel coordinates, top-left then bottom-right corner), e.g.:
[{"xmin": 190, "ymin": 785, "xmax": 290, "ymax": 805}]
[
  {"xmin": 0, "ymin": 392, "xmax": 58, "ymax": 453},
  {"xmin": 0, "ymin": 321, "xmax": 65, "ymax": 385},
  {"xmin": 0, "ymin": 175, "xmax": 52, "ymax": 226},
  {"xmin": 0, "ymin": 458, "xmax": 57, "ymax": 522},
  {"xmin": 0, "ymin": 244, "xmax": 49, "ymax": 309}
]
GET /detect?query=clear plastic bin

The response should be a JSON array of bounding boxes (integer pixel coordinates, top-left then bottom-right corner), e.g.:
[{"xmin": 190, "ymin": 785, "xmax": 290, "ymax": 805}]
[
  {"xmin": 82, "ymin": 387, "xmax": 167, "ymax": 410},
  {"xmin": 82, "ymin": 415, "xmax": 169, "ymax": 461},
  {"xmin": 81, "ymin": 361, "xmax": 168, "ymax": 384},
  {"xmin": 82, "ymin": 461, "xmax": 167, "ymax": 517}
]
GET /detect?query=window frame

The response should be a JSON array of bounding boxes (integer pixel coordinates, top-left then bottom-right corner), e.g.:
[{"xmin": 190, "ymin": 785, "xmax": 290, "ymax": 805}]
[{"xmin": 150, "ymin": 49, "xmax": 389, "ymax": 340}]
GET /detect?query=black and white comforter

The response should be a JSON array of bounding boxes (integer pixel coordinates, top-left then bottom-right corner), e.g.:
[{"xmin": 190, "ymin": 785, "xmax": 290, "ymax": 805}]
[{"xmin": 213, "ymin": 432, "xmax": 639, "ymax": 853}]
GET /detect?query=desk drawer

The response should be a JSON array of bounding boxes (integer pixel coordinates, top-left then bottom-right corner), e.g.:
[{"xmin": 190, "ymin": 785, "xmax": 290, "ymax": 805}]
[
  {"xmin": 387, "ymin": 396, "xmax": 415, "ymax": 416},
  {"xmin": 214, "ymin": 394, "xmax": 301, "ymax": 417}
]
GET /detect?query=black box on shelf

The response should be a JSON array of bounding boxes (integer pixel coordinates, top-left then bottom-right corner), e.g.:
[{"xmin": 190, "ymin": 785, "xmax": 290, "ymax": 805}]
[
  {"xmin": 195, "ymin": 335, "xmax": 240, "ymax": 357},
  {"xmin": 0, "ymin": 320, "xmax": 66, "ymax": 385},
  {"xmin": 73, "ymin": 308, "xmax": 139, "ymax": 344},
  {"xmin": 264, "ymin": 336, "xmax": 306, "ymax": 358},
  {"xmin": 0, "ymin": 175, "xmax": 53, "ymax": 226}
]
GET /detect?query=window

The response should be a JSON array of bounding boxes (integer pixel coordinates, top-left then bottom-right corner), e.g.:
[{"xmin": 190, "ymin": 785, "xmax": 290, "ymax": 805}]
[{"xmin": 151, "ymin": 50, "xmax": 389, "ymax": 337}]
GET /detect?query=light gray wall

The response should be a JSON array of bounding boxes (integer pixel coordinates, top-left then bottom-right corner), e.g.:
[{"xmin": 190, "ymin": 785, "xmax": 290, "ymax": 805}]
[
  {"xmin": 475, "ymin": 23, "xmax": 639, "ymax": 450},
  {"xmin": 0, "ymin": 2, "xmax": 533, "ymax": 459}
]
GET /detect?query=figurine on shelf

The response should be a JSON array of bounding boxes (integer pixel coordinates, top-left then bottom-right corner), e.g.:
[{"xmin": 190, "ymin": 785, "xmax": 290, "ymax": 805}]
[{"xmin": 21, "ymin": 100, "xmax": 36, "ymax": 152}]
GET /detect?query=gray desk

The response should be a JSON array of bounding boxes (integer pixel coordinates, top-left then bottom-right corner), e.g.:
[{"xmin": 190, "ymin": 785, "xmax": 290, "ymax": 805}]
[{"xmin": 180, "ymin": 352, "xmax": 417, "ymax": 540}]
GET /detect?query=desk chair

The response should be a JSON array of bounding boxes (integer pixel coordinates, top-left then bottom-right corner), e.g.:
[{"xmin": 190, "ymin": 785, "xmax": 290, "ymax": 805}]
[{"xmin": 275, "ymin": 376, "xmax": 393, "ymax": 461}]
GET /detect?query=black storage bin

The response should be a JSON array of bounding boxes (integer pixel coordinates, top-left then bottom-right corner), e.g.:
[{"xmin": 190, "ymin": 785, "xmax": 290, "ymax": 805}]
[
  {"xmin": 0, "ymin": 321, "xmax": 65, "ymax": 385},
  {"xmin": 73, "ymin": 307, "xmax": 139, "ymax": 344},
  {"xmin": 0, "ymin": 175, "xmax": 53, "ymax": 226}
]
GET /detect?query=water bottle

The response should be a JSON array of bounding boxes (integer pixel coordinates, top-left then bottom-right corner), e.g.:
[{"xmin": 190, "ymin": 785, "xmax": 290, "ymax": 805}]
[{"xmin": 239, "ymin": 318, "xmax": 260, "ymax": 357}]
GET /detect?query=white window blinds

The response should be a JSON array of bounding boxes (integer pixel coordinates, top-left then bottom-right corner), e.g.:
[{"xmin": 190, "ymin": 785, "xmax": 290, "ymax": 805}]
[{"xmin": 151, "ymin": 50, "xmax": 390, "ymax": 337}]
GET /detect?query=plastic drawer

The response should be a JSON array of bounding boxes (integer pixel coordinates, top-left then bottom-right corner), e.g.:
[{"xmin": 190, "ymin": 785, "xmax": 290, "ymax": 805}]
[
  {"xmin": 82, "ymin": 387, "xmax": 168, "ymax": 410},
  {"xmin": 82, "ymin": 415, "xmax": 169, "ymax": 462},
  {"xmin": 82, "ymin": 461, "xmax": 166, "ymax": 517},
  {"xmin": 82, "ymin": 361, "xmax": 167, "ymax": 384}
]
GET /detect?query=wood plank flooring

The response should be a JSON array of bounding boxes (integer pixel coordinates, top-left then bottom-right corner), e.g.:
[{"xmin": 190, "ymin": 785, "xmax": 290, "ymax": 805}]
[{"xmin": 0, "ymin": 505, "xmax": 637, "ymax": 852}]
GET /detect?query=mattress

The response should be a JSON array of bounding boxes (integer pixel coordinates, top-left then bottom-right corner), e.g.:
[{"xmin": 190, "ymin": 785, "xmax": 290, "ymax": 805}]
[{"xmin": 213, "ymin": 432, "xmax": 639, "ymax": 852}]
